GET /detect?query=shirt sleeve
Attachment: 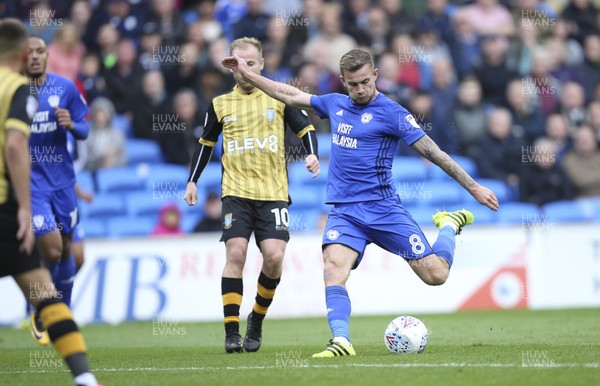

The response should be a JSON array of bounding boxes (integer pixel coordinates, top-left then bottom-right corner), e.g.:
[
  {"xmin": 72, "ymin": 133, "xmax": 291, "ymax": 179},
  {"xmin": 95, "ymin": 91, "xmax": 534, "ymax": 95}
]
[
  {"xmin": 397, "ymin": 108, "xmax": 426, "ymax": 145},
  {"xmin": 6, "ymin": 85, "xmax": 32, "ymax": 136},
  {"xmin": 309, "ymin": 93, "xmax": 339, "ymax": 119},
  {"xmin": 199, "ymin": 101, "xmax": 222, "ymax": 147},
  {"xmin": 67, "ymin": 81, "xmax": 90, "ymax": 139}
]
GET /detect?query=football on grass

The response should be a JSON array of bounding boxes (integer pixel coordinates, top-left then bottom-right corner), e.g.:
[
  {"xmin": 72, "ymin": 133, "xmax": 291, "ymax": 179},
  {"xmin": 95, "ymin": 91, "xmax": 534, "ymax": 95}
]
[{"xmin": 384, "ymin": 315, "xmax": 429, "ymax": 354}]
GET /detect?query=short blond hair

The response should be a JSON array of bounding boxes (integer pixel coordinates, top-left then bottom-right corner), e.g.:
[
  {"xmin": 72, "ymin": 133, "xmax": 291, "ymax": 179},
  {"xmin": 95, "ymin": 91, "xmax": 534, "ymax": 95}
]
[
  {"xmin": 339, "ymin": 49, "xmax": 374, "ymax": 76},
  {"xmin": 229, "ymin": 37, "xmax": 262, "ymax": 56}
]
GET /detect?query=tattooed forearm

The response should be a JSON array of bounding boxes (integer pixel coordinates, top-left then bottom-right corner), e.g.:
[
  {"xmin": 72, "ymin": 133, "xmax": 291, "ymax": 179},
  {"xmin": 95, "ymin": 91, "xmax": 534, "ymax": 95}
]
[{"xmin": 412, "ymin": 135, "xmax": 477, "ymax": 191}]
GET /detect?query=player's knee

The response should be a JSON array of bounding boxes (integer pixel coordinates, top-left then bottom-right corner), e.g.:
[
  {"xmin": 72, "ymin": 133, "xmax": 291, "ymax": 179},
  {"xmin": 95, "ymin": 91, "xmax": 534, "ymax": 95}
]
[{"xmin": 44, "ymin": 246, "xmax": 62, "ymax": 264}]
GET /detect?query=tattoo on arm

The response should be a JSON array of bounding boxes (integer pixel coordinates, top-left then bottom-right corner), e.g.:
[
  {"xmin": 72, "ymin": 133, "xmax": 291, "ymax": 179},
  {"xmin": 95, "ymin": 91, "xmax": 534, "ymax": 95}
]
[{"xmin": 413, "ymin": 136, "xmax": 476, "ymax": 191}]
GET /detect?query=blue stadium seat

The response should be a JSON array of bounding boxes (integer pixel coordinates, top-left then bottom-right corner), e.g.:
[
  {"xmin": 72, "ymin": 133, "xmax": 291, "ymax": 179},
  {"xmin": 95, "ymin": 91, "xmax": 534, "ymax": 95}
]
[
  {"xmin": 317, "ymin": 133, "xmax": 332, "ymax": 159},
  {"xmin": 430, "ymin": 155, "xmax": 478, "ymax": 180},
  {"xmin": 78, "ymin": 218, "xmax": 106, "ymax": 238},
  {"xmin": 125, "ymin": 139, "xmax": 163, "ymax": 165},
  {"xmin": 497, "ymin": 202, "xmax": 541, "ymax": 224},
  {"xmin": 288, "ymin": 209, "xmax": 324, "ymax": 233},
  {"xmin": 76, "ymin": 170, "xmax": 95, "ymax": 193},
  {"xmin": 425, "ymin": 181, "xmax": 463, "ymax": 207},
  {"xmin": 112, "ymin": 114, "xmax": 132, "ymax": 137},
  {"xmin": 289, "ymin": 186, "xmax": 323, "ymax": 210},
  {"xmin": 96, "ymin": 166, "xmax": 145, "ymax": 193},
  {"xmin": 106, "ymin": 216, "xmax": 155, "ymax": 238},
  {"xmin": 200, "ymin": 162, "xmax": 222, "ymax": 192},
  {"xmin": 467, "ymin": 205, "xmax": 497, "ymax": 224},
  {"xmin": 406, "ymin": 206, "xmax": 437, "ymax": 225},
  {"xmin": 288, "ymin": 160, "xmax": 328, "ymax": 188},
  {"xmin": 543, "ymin": 201, "xmax": 592, "ymax": 223},
  {"xmin": 126, "ymin": 191, "xmax": 167, "ymax": 217},
  {"xmin": 79, "ymin": 193, "xmax": 126, "ymax": 219},
  {"xmin": 181, "ymin": 213, "xmax": 202, "ymax": 233},
  {"xmin": 392, "ymin": 157, "xmax": 429, "ymax": 182},
  {"xmin": 144, "ymin": 164, "xmax": 190, "ymax": 191}
]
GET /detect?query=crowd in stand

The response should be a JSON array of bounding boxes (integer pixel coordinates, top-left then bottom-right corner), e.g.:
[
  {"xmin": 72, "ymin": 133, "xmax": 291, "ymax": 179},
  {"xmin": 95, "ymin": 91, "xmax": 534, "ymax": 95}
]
[{"xmin": 3, "ymin": 0, "xmax": 600, "ymax": 207}]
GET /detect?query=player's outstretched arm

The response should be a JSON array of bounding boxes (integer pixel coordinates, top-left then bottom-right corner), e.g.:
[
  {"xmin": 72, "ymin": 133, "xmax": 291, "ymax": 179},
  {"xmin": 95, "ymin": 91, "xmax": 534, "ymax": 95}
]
[
  {"xmin": 411, "ymin": 135, "xmax": 499, "ymax": 211},
  {"xmin": 222, "ymin": 54, "xmax": 315, "ymax": 112}
]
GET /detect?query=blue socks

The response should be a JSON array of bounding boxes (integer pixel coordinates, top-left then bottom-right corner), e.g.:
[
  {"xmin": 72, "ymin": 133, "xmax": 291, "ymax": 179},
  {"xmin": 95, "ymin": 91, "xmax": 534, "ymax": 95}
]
[
  {"xmin": 432, "ymin": 226, "xmax": 456, "ymax": 267},
  {"xmin": 325, "ymin": 286, "xmax": 351, "ymax": 341},
  {"xmin": 46, "ymin": 254, "xmax": 76, "ymax": 307}
]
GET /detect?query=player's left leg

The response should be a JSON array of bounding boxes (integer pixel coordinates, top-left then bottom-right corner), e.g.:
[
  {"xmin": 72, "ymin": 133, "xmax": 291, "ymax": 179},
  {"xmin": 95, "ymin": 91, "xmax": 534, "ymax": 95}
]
[
  {"xmin": 71, "ymin": 225, "xmax": 85, "ymax": 273},
  {"xmin": 245, "ymin": 200, "xmax": 290, "ymax": 352}
]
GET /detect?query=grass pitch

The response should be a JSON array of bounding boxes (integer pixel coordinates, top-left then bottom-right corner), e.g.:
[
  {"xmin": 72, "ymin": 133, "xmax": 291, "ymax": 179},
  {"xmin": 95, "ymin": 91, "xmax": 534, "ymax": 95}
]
[{"xmin": 0, "ymin": 308, "xmax": 598, "ymax": 386}]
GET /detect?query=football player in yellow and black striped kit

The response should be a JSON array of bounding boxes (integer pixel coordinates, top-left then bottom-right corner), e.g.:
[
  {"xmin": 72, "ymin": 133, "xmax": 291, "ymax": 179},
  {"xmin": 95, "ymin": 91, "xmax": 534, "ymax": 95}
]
[
  {"xmin": 184, "ymin": 37, "xmax": 319, "ymax": 353},
  {"xmin": 0, "ymin": 18, "xmax": 99, "ymax": 386}
]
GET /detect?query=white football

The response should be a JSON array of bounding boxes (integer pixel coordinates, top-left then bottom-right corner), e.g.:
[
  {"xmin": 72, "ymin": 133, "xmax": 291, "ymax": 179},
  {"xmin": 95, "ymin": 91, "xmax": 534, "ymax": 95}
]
[{"xmin": 384, "ymin": 316, "xmax": 429, "ymax": 354}]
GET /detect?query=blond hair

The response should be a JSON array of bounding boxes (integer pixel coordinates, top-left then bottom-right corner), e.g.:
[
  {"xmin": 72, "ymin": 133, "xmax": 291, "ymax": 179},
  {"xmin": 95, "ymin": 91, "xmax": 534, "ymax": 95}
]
[
  {"xmin": 229, "ymin": 37, "xmax": 262, "ymax": 56},
  {"xmin": 339, "ymin": 49, "xmax": 374, "ymax": 76}
]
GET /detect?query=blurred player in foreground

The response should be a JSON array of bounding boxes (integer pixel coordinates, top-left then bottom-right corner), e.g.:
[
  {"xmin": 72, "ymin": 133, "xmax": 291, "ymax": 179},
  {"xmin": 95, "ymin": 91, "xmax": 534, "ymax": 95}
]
[
  {"xmin": 185, "ymin": 37, "xmax": 319, "ymax": 353},
  {"xmin": 223, "ymin": 48, "xmax": 499, "ymax": 357},
  {"xmin": 0, "ymin": 18, "xmax": 99, "ymax": 386}
]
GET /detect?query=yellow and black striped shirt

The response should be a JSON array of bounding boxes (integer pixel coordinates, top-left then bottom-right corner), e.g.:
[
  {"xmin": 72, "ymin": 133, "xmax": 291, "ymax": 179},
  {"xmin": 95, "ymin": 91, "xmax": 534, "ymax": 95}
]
[
  {"xmin": 199, "ymin": 86, "xmax": 315, "ymax": 201},
  {"xmin": 0, "ymin": 67, "xmax": 30, "ymax": 205}
]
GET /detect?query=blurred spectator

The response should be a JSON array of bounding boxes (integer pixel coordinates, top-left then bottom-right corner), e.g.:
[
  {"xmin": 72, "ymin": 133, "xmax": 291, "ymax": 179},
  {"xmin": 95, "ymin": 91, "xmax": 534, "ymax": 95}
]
[
  {"xmin": 304, "ymin": 3, "xmax": 357, "ymax": 75},
  {"xmin": 560, "ymin": 81, "xmax": 587, "ymax": 130},
  {"xmin": 132, "ymin": 70, "xmax": 171, "ymax": 140},
  {"xmin": 364, "ymin": 7, "xmax": 392, "ymax": 56},
  {"xmin": 428, "ymin": 58, "xmax": 458, "ymax": 153},
  {"xmin": 390, "ymin": 33, "xmax": 421, "ymax": 90},
  {"xmin": 415, "ymin": 24, "xmax": 452, "ymax": 90},
  {"xmin": 449, "ymin": 7, "xmax": 480, "ymax": 78},
  {"xmin": 561, "ymin": 0, "xmax": 598, "ymax": 44},
  {"xmin": 233, "ymin": 0, "xmax": 270, "ymax": 41},
  {"xmin": 284, "ymin": 0, "xmax": 323, "ymax": 69},
  {"xmin": 525, "ymin": 47, "xmax": 561, "ymax": 116},
  {"xmin": 85, "ymin": 0, "xmax": 144, "ymax": 53},
  {"xmin": 453, "ymin": 76, "xmax": 487, "ymax": 159},
  {"xmin": 586, "ymin": 100, "xmax": 600, "ymax": 142},
  {"xmin": 138, "ymin": 21, "xmax": 163, "ymax": 71},
  {"xmin": 474, "ymin": 34, "xmax": 518, "ymax": 106},
  {"xmin": 25, "ymin": 2, "xmax": 58, "ymax": 43},
  {"xmin": 96, "ymin": 23, "xmax": 120, "ymax": 70},
  {"xmin": 578, "ymin": 34, "xmax": 600, "ymax": 102},
  {"xmin": 148, "ymin": 0, "xmax": 187, "ymax": 45},
  {"xmin": 102, "ymin": 37, "xmax": 144, "ymax": 116},
  {"xmin": 381, "ymin": 0, "xmax": 415, "ymax": 36},
  {"xmin": 475, "ymin": 107, "xmax": 525, "ymax": 190},
  {"xmin": 196, "ymin": 67, "xmax": 227, "ymax": 110},
  {"xmin": 47, "ymin": 22, "xmax": 85, "ymax": 81},
  {"xmin": 401, "ymin": 90, "xmax": 434, "ymax": 156},
  {"xmin": 70, "ymin": 0, "xmax": 94, "ymax": 50},
  {"xmin": 341, "ymin": 0, "xmax": 371, "ymax": 46},
  {"xmin": 420, "ymin": 0, "xmax": 455, "ymax": 46},
  {"xmin": 562, "ymin": 125, "xmax": 600, "ymax": 198},
  {"xmin": 79, "ymin": 97, "xmax": 127, "ymax": 172},
  {"xmin": 461, "ymin": 0, "xmax": 515, "ymax": 38},
  {"xmin": 549, "ymin": 18, "xmax": 584, "ymax": 66},
  {"xmin": 172, "ymin": 89, "xmax": 204, "ymax": 160},
  {"xmin": 77, "ymin": 52, "xmax": 106, "ymax": 103},
  {"xmin": 214, "ymin": 0, "xmax": 248, "ymax": 42},
  {"xmin": 152, "ymin": 202, "xmax": 184, "ymax": 236},
  {"xmin": 163, "ymin": 42, "xmax": 202, "ymax": 94},
  {"xmin": 376, "ymin": 51, "xmax": 412, "ymax": 106},
  {"xmin": 294, "ymin": 62, "xmax": 331, "ymax": 132},
  {"xmin": 519, "ymin": 137, "xmax": 572, "ymax": 205},
  {"xmin": 545, "ymin": 37, "xmax": 584, "ymax": 86},
  {"xmin": 304, "ymin": 40, "xmax": 342, "ymax": 94},
  {"xmin": 505, "ymin": 78, "xmax": 546, "ymax": 143},
  {"xmin": 544, "ymin": 113, "xmax": 572, "ymax": 162},
  {"xmin": 262, "ymin": 17, "xmax": 296, "ymax": 78},
  {"xmin": 186, "ymin": 21, "xmax": 218, "ymax": 69},
  {"xmin": 509, "ymin": 16, "xmax": 540, "ymax": 76},
  {"xmin": 193, "ymin": 192, "xmax": 222, "ymax": 232}
]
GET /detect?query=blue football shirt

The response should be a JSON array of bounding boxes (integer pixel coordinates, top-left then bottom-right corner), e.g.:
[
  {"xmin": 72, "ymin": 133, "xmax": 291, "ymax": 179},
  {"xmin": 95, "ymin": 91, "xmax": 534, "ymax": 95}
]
[
  {"xmin": 29, "ymin": 73, "xmax": 89, "ymax": 191},
  {"xmin": 310, "ymin": 92, "xmax": 425, "ymax": 204}
]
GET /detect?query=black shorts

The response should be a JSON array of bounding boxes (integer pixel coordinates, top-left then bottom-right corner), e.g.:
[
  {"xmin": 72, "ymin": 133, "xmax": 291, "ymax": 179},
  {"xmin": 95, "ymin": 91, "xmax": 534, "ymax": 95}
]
[
  {"xmin": 220, "ymin": 196, "xmax": 290, "ymax": 246},
  {"xmin": 0, "ymin": 204, "xmax": 42, "ymax": 278}
]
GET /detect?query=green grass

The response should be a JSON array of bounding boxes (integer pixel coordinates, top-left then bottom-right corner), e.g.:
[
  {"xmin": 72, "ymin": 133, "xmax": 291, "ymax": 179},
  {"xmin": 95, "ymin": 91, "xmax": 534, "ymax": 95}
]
[{"xmin": 1, "ymin": 309, "xmax": 599, "ymax": 386}]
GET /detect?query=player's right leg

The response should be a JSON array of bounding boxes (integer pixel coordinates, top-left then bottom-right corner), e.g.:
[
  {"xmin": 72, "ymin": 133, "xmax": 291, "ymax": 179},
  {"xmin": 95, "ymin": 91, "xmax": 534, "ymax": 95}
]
[
  {"xmin": 219, "ymin": 196, "xmax": 254, "ymax": 353},
  {"xmin": 14, "ymin": 268, "xmax": 99, "ymax": 386}
]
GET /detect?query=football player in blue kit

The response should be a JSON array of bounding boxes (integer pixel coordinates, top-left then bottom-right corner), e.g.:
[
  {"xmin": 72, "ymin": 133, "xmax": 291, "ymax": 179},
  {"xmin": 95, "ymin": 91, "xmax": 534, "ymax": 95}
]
[
  {"xmin": 222, "ymin": 48, "xmax": 499, "ymax": 357},
  {"xmin": 26, "ymin": 36, "xmax": 90, "ymax": 345}
]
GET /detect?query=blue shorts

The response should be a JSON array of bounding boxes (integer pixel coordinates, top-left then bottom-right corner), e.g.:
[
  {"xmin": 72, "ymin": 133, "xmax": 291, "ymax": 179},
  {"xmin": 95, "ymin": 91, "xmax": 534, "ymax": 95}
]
[
  {"xmin": 322, "ymin": 196, "xmax": 433, "ymax": 268},
  {"xmin": 31, "ymin": 187, "xmax": 79, "ymax": 237}
]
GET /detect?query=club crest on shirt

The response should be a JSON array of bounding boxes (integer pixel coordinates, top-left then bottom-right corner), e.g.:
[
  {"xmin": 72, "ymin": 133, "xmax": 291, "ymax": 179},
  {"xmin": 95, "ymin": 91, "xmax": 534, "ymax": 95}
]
[
  {"xmin": 223, "ymin": 213, "xmax": 233, "ymax": 229},
  {"xmin": 48, "ymin": 95, "xmax": 60, "ymax": 108},
  {"xmin": 361, "ymin": 112, "xmax": 373, "ymax": 124},
  {"xmin": 326, "ymin": 229, "xmax": 340, "ymax": 240},
  {"xmin": 265, "ymin": 108, "xmax": 275, "ymax": 122}
]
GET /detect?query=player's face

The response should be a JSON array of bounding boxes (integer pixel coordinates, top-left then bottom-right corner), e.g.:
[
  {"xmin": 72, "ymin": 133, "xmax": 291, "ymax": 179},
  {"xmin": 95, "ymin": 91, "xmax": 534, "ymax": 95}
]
[
  {"xmin": 232, "ymin": 45, "xmax": 264, "ymax": 91},
  {"xmin": 341, "ymin": 64, "xmax": 378, "ymax": 105},
  {"xmin": 26, "ymin": 37, "xmax": 48, "ymax": 79}
]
